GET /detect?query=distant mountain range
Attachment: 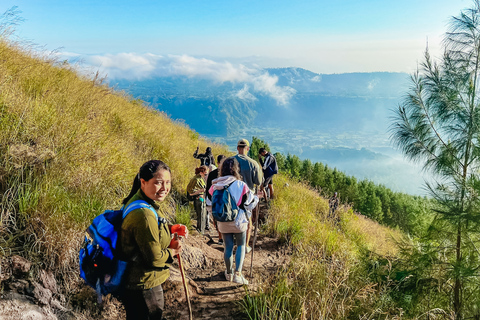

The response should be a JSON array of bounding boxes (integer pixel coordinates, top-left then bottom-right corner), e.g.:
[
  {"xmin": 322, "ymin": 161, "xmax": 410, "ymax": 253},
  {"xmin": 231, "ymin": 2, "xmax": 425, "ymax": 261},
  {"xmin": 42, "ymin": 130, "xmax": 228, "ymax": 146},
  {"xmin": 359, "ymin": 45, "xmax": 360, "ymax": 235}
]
[
  {"xmin": 112, "ymin": 68, "xmax": 410, "ymax": 137},
  {"xmin": 110, "ymin": 68, "xmax": 427, "ymax": 194}
]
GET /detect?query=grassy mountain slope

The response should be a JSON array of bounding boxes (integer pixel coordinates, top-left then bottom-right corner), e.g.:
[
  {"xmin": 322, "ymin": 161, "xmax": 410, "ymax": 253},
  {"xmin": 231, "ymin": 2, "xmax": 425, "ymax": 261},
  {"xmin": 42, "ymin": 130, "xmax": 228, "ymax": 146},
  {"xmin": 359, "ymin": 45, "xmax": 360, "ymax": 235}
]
[
  {"xmin": 0, "ymin": 40, "xmax": 225, "ymax": 279},
  {"xmin": 0, "ymin": 40, "xmax": 404, "ymax": 318}
]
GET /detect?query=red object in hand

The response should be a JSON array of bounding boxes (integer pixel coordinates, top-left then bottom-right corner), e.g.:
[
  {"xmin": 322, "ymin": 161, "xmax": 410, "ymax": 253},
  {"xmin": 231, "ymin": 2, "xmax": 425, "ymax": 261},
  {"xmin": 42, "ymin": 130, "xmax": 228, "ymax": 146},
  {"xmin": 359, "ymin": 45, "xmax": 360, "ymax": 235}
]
[
  {"xmin": 169, "ymin": 237, "xmax": 180, "ymax": 249},
  {"xmin": 171, "ymin": 224, "xmax": 188, "ymax": 238}
]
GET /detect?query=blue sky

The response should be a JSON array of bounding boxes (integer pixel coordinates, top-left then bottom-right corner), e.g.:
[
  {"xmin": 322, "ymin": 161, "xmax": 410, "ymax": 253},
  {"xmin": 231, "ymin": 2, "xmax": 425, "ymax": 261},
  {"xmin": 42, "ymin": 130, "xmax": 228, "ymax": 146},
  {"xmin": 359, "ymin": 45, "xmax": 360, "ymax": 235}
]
[{"xmin": 0, "ymin": 0, "xmax": 471, "ymax": 74}]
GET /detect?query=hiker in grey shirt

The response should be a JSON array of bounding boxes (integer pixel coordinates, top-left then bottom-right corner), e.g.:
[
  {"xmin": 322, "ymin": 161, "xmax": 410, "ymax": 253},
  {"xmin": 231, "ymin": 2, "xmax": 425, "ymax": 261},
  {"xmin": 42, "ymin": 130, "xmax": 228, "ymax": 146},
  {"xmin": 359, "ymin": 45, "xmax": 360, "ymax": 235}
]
[
  {"xmin": 234, "ymin": 139, "xmax": 263, "ymax": 191},
  {"xmin": 233, "ymin": 138, "xmax": 263, "ymax": 253}
]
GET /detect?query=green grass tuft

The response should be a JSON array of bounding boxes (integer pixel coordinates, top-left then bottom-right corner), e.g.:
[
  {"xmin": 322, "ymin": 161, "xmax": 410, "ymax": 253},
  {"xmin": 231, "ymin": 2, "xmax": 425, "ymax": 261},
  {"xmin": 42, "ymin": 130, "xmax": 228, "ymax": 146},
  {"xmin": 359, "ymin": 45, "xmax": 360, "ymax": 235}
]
[{"xmin": 174, "ymin": 204, "xmax": 193, "ymax": 229}]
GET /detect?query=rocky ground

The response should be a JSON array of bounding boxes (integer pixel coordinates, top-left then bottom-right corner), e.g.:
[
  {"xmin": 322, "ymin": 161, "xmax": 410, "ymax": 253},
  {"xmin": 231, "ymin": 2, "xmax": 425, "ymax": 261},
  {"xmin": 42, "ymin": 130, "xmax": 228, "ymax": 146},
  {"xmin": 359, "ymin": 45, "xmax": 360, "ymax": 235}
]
[{"xmin": 0, "ymin": 200, "xmax": 291, "ymax": 320}]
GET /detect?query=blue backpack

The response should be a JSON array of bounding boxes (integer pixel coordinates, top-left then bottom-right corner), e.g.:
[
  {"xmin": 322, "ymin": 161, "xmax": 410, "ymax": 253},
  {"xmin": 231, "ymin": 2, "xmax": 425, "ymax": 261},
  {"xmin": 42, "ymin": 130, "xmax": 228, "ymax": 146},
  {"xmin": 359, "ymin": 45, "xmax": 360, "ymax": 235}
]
[
  {"xmin": 79, "ymin": 200, "xmax": 159, "ymax": 297},
  {"xmin": 264, "ymin": 155, "xmax": 278, "ymax": 177},
  {"xmin": 211, "ymin": 183, "xmax": 239, "ymax": 222}
]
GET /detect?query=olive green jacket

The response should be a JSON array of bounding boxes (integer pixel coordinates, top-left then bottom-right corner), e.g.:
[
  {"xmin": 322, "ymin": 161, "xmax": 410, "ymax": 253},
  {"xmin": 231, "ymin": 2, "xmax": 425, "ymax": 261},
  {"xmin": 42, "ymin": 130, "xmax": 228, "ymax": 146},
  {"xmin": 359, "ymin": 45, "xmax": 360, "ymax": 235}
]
[
  {"xmin": 119, "ymin": 189, "xmax": 173, "ymax": 290},
  {"xmin": 186, "ymin": 174, "xmax": 206, "ymax": 197}
]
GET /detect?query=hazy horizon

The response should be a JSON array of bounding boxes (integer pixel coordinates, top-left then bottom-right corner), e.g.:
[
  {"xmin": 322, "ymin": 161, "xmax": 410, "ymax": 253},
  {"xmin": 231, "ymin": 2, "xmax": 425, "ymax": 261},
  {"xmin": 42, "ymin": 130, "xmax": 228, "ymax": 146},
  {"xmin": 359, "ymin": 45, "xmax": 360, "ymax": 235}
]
[{"xmin": 1, "ymin": 0, "xmax": 470, "ymax": 75}]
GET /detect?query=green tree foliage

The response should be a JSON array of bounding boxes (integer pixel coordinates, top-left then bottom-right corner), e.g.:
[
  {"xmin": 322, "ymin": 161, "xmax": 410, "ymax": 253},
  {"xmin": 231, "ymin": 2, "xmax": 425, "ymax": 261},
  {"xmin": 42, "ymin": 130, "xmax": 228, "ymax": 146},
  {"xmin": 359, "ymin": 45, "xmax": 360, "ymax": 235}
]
[
  {"xmin": 390, "ymin": 2, "xmax": 480, "ymax": 317},
  {"xmin": 274, "ymin": 152, "xmax": 286, "ymax": 171},
  {"xmin": 272, "ymin": 147, "xmax": 431, "ymax": 235},
  {"xmin": 355, "ymin": 180, "xmax": 383, "ymax": 222},
  {"xmin": 323, "ymin": 165, "xmax": 335, "ymax": 194},
  {"xmin": 285, "ymin": 154, "xmax": 302, "ymax": 178},
  {"xmin": 376, "ymin": 185, "xmax": 392, "ymax": 222},
  {"xmin": 248, "ymin": 136, "xmax": 270, "ymax": 161},
  {"xmin": 342, "ymin": 176, "xmax": 359, "ymax": 204},
  {"xmin": 388, "ymin": 193, "xmax": 431, "ymax": 235},
  {"xmin": 300, "ymin": 159, "xmax": 313, "ymax": 181},
  {"xmin": 311, "ymin": 162, "xmax": 325, "ymax": 188}
]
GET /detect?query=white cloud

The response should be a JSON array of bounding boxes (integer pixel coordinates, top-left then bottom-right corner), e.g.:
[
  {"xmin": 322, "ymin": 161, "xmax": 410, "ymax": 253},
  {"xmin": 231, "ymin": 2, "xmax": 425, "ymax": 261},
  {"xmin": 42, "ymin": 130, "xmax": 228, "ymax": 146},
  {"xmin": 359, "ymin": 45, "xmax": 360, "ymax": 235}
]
[
  {"xmin": 250, "ymin": 73, "xmax": 296, "ymax": 106},
  {"xmin": 69, "ymin": 52, "xmax": 296, "ymax": 105},
  {"xmin": 235, "ymin": 84, "xmax": 257, "ymax": 102},
  {"xmin": 85, "ymin": 53, "xmax": 163, "ymax": 79}
]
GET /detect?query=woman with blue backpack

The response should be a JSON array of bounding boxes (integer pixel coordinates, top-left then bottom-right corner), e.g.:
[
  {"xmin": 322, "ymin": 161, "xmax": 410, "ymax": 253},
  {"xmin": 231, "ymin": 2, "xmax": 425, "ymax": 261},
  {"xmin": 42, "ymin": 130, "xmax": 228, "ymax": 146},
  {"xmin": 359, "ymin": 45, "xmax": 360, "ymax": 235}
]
[
  {"xmin": 209, "ymin": 157, "xmax": 258, "ymax": 285},
  {"xmin": 118, "ymin": 160, "xmax": 186, "ymax": 320}
]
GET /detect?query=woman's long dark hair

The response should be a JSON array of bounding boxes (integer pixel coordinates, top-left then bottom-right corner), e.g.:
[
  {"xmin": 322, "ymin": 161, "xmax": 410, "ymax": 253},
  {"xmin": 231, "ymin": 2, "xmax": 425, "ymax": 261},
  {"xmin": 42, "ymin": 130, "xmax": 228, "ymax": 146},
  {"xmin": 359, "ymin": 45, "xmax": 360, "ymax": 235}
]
[
  {"xmin": 219, "ymin": 157, "xmax": 242, "ymax": 180},
  {"xmin": 122, "ymin": 160, "xmax": 171, "ymax": 205}
]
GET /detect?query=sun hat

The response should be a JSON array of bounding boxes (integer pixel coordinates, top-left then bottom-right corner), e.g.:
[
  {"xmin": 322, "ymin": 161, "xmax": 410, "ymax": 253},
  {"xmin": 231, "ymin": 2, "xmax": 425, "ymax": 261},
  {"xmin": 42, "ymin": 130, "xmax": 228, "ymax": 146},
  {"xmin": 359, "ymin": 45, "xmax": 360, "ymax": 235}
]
[{"xmin": 237, "ymin": 139, "xmax": 250, "ymax": 147}]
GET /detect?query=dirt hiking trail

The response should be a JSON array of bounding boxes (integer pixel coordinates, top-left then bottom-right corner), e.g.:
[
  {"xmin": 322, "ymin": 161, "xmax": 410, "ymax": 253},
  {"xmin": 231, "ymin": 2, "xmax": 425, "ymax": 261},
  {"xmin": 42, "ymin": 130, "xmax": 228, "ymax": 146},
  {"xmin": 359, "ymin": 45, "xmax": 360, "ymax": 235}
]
[{"xmin": 164, "ymin": 200, "xmax": 292, "ymax": 320}]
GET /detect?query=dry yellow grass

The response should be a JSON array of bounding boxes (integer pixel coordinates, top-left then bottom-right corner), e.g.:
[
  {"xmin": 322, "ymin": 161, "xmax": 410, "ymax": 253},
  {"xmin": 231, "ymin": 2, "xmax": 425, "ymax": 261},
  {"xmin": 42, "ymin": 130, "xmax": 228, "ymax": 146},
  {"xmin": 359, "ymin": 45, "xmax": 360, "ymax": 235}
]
[
  {"xmin": 267, "ymin": 174, "xmax": 399, "ymax": 260},
  {"xmin": 343, "ymin": 211, "xmax": 403, "ymax": 257},
  {"xmin": 0, "ymin": 40, "xmax": 229, "ymax": 278},
  {"xmin": 255, "ymin": 174, "xmax": 402, "ymax": 318}
]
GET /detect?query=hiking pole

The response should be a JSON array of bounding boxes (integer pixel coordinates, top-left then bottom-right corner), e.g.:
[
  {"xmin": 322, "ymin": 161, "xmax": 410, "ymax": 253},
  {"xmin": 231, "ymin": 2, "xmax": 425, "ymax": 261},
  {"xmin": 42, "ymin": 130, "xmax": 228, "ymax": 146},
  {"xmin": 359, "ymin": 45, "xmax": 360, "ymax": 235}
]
[
  {"xmin": 174, "ymin": 233, "xmax": 193, "ymax": 320},
  {"xmin": 250, "ymin": 204, "xmax": 260, "ymax": 278}
]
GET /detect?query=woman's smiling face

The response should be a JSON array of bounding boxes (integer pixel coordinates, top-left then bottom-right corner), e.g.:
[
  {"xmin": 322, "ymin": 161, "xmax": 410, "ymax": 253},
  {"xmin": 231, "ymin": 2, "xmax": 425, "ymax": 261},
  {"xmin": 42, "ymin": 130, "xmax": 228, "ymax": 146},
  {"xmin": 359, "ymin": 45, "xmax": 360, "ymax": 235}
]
[{"xmin": 141, "ymin": 169, "xmax": 171, "ymax": 202}]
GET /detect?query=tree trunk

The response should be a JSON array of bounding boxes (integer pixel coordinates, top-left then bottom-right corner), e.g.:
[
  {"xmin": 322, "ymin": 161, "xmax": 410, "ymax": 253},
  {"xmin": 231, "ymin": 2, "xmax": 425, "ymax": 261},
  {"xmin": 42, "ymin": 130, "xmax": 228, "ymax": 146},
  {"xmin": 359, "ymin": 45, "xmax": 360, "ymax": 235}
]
[{"xmin": 454, "ymin": 221, "xmax": 462, "ymax": 319}]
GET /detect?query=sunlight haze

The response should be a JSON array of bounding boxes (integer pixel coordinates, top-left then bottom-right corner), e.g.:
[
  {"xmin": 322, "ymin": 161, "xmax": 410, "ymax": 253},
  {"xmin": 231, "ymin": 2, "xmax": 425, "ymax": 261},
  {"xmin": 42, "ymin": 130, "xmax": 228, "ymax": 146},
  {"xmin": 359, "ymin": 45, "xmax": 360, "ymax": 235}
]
[{"xmin": 1, "ymin": 0, "xmax": 470, "ymax": 74}]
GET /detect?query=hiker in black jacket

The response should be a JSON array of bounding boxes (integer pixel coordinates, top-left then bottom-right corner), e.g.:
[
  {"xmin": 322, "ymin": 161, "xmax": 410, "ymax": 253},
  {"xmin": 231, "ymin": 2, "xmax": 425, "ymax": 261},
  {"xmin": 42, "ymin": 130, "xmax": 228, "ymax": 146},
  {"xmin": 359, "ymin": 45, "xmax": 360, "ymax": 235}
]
[
  {"xmin": 258, "ymin": 148, "xmax": 278, "ymax": 200},
  {"xmin": 193, "ymin": 146, "xmax": 216, "ymax": 167}
]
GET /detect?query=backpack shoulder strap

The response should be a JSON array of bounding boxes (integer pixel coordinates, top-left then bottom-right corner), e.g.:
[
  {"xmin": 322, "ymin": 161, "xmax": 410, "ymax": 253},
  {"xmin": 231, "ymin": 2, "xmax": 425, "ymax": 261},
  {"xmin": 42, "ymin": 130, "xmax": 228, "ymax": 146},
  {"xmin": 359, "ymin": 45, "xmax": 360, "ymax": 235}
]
[
  {"xmin": 224, "ymin": 181, "xmax": 236, "ymax": 189},
  {"xmin": 123, "ymin": 200, "xmax": 166, "ymax": 225},
  {"xmin": 223, "ymin": 181, "xmax": 240, "ymax": 208}
]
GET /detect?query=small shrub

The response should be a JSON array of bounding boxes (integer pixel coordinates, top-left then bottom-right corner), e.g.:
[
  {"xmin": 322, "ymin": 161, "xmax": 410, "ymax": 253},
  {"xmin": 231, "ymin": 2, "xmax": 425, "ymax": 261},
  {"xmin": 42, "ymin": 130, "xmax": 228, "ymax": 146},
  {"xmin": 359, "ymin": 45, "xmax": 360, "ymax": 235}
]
[
  {"xmin": 174, "ymin": 204, "xmax": 192, "ymax": 229},
  {"xmin": 240, "ymin": 272, "xmax": 300, "ymax": 320}
]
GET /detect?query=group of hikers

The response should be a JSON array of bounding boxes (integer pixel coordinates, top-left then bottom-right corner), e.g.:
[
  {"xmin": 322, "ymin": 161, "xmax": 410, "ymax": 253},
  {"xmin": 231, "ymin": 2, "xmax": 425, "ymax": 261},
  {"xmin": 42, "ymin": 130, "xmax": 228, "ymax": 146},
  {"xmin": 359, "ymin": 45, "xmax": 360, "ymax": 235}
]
[
  {"xmin": 187, "ymin": 140, "xmax": 277, "ymax": 233},
  {"xmin": 81, "ymin": 138, "xmax": 342, "ymax": 320},
  {"xmin": 108, "ymin": 138, "xmax": 278, "ymax": 319},
  {"xmin": 185, "ymin": 139, "xmax": 278, "ymax": 283}
]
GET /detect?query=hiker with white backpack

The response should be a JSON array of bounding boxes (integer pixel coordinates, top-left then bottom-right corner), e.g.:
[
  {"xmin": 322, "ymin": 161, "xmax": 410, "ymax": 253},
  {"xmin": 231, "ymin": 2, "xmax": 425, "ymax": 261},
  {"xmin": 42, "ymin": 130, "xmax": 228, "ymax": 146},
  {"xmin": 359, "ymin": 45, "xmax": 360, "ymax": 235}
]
[
  {"xmin": 118, "ymin": 160, "xmax": 187, "ymax": 320},
  {"xmin": 209, "ymin": 157, "xmax": 259, "ymax": 285}
]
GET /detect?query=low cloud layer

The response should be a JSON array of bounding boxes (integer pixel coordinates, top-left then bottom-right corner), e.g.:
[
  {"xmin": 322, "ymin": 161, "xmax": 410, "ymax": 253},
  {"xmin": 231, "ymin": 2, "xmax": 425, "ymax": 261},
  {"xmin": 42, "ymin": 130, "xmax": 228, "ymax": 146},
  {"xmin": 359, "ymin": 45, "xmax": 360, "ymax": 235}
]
[{"xmin": 71, "ymin": 52, "xmax": 296, "ymax": 105}]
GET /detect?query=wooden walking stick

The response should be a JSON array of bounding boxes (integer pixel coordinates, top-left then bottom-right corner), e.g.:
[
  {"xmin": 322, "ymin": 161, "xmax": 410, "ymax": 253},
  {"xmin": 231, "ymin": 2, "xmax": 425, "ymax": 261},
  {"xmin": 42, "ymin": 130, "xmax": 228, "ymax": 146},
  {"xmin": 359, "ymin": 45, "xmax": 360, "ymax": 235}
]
[
  {"xmin": 250, "ymin": 203, "xmax": 260, "ymax": 278},
  {"xmin": 174, "ymin": 232, "xmax": 193, "ymax": 320}
]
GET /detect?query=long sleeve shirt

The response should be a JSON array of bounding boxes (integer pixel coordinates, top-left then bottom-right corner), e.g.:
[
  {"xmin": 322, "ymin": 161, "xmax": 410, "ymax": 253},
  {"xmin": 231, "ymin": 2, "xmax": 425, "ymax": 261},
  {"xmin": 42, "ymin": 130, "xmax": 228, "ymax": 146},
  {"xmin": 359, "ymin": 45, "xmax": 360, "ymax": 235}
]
[
  {"xmin": 119, "ymin": 189, "xmax": 173, "ymax": 290},
  {"xmin": 186, "ymin": 174, "xmax": 206, "ymax": 197},
  {"xmin": 233, "ymin": 154, "xmax": 263, "ymax": 192}
]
